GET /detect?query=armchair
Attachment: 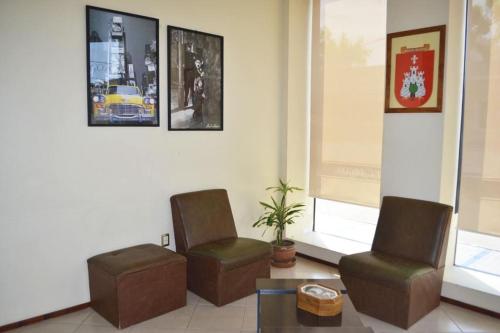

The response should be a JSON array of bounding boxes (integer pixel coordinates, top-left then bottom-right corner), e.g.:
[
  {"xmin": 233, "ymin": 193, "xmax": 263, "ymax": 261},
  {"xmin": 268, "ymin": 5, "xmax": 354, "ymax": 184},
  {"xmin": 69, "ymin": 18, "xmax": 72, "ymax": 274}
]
[
  {"xmin": 170, "ymin": 189, "xmax": 272, "ymax": 306},
  {"xmin": 339, "ymin": 196, "xmax": 452, "ymax": 329}
]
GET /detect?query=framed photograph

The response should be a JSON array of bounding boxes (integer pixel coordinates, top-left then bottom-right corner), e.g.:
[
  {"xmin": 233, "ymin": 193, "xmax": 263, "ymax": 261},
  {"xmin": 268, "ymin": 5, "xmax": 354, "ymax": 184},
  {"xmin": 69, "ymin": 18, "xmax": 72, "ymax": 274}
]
[
  {"xmin": 385, "ymin": 25, "xmax": 446, "ymax": 113},
  {"xmin": 86, "ymin": 6, "xmax": 159, "ymax": 126},
  {"xmin": 168, "ymin": 26, "xmax": 223, "ymax": 130}
]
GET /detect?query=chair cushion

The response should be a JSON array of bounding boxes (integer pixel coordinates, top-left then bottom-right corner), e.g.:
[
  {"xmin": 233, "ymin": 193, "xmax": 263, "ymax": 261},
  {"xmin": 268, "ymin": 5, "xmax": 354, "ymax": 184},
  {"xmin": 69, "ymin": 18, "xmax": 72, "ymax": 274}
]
[
  {"xmin": 339, "ymin": 251, "xmax": 435, "ymax": 291},
  {"xmin": 188, "ymin": 237, "xmax": 271, "ymax": 272}
]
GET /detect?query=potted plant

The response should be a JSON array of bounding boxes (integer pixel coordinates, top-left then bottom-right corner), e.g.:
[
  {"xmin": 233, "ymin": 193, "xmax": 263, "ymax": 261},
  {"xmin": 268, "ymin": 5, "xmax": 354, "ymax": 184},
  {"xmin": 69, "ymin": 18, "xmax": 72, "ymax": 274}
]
[{"xmin": 253, "ymin": 179, "xmax": 305, "ymax": 267}]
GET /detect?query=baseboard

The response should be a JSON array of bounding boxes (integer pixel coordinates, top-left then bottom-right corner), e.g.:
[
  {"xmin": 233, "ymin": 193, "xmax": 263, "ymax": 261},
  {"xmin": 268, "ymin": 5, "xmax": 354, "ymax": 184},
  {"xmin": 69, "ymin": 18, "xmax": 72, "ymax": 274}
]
[
  {"xmin": 296, "ymin": 251, "xmax": 339, "ymax": 268},
  {"xmin": 440, "ymin": 296, "xmax": 500, "ymax": 319},
  {"xmin": 0, "ymin": 302, "xmax": 90, "ymax": 332},
  {"xmin": 296, "ymin": 251, "xmax": 500, "ymax": 319}
]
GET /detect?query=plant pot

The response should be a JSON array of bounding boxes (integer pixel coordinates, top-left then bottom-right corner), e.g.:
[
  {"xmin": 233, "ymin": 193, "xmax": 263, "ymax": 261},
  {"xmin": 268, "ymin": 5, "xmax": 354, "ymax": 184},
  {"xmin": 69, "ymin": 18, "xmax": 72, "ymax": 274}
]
[{"xmin": 271, "ymin": 240, "xmax": 296, "ymax": 268}]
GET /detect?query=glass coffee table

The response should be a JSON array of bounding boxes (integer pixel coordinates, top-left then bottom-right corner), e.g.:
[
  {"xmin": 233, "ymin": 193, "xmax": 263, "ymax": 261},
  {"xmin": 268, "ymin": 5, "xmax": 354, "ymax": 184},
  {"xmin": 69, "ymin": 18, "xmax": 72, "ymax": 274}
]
[{"xmin": 256, "ymin": 278, "xmax": 373, "ymax": 333}]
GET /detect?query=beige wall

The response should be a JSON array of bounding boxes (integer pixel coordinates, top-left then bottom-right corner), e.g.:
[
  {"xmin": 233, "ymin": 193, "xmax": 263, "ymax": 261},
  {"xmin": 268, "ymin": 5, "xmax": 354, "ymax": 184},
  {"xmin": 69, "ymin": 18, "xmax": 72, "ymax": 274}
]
[
  {"xmin": 283, "ymin": 0, "xmax": 314, "ymax": 240},
  {"xmin": 0, "ymin": 0, "xmax": 286, "ymax": 325}
]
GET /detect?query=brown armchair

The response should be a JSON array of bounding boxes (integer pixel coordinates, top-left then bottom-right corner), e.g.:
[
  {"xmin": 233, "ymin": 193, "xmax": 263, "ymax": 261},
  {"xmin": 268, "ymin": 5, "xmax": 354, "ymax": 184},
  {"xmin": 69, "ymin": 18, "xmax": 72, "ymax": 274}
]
[
  {"xmin": 170, "ymin": 189, "xmax": 272, "ymax": 306},
  {"xmin": 339, "ymin": 196, "xmax": 452, "ymax": 329}
]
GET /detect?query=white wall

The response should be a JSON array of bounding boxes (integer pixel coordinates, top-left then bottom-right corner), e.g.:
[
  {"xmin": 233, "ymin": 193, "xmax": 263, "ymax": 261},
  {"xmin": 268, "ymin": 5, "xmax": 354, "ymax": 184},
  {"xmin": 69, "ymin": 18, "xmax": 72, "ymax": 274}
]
[
  {"xmin": 381, "ymin": 0, "xmax": 450, "ymax": 202},
  {"xmin": 0, "ymin": 0, "xmax": 286, "ymax": 325}
]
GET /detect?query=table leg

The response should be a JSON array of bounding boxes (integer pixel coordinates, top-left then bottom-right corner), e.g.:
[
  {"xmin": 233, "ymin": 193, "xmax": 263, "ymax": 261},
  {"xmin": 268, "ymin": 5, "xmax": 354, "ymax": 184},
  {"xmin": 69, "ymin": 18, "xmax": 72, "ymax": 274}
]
[{"xmin": 257, "ymin": 291, "xmax": 261, "ymax": 332}]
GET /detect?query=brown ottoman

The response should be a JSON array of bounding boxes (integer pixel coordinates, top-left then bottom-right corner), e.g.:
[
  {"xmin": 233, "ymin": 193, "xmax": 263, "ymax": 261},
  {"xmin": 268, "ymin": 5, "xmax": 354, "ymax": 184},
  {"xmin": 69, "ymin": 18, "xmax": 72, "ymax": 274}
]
[{"xmin": 87, "ymin": 244, "xmax": 186, "ymax": 328}]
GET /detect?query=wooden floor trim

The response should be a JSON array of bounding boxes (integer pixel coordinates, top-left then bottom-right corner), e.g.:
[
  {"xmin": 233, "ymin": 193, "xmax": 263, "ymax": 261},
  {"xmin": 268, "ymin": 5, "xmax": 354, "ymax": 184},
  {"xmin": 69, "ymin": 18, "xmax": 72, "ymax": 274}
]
[
  {"xmin": 296, "ymin": 251, "xmax": 500, "ymax": 319},
  {"xmin": 0, "ymin": 302, "xmax": 90, "ymax": 332},
  {"xmin": 440, "ymin": 296, "xmax": 500, "ymax": 319}
]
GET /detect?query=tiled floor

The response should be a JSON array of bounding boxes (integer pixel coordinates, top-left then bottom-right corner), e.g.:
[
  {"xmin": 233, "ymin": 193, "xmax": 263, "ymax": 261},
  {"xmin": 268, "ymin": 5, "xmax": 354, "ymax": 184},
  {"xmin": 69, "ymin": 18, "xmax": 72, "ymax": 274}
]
[{"xmin": 9, "ymin": 256, "xmax": 500, "ymax": 333}]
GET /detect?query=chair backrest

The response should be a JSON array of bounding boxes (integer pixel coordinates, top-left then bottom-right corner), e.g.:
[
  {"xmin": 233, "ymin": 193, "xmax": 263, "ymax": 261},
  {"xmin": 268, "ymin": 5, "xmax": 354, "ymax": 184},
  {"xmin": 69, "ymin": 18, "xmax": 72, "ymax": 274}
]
[
  {"xmin": 371, "ymin": 196, "xmax": 452, "ymax": 268},
  {"xmin": 170, "ymin": 189, "xmax": 238, "ymax": 253}
]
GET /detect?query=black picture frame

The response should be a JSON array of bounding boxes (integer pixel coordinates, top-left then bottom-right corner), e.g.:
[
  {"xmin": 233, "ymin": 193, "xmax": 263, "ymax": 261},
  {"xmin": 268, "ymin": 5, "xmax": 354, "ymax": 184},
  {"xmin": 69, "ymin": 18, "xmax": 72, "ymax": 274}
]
[
  {"xmin": 86, "ymin": 6, "xmax": 160, "ymax": 127},
  {"xmin": 167, "ymin": 25, "xmax": 224, "ymax": 131}
]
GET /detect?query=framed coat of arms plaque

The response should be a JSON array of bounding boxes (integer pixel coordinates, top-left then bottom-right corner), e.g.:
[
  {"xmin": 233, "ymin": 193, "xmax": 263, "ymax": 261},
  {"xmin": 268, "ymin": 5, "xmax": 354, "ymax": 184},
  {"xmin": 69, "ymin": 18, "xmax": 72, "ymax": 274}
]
[{"xmin": 384, "ymin": 25, "xmax": 446, "ymax": 113}]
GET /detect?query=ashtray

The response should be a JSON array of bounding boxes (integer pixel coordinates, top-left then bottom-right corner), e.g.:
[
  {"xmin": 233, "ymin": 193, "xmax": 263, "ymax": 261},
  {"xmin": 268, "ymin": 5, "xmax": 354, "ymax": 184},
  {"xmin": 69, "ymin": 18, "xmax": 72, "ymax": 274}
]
[{"xmin": 296, "ymin": 283, "xmax": 344, "ymax": 316}]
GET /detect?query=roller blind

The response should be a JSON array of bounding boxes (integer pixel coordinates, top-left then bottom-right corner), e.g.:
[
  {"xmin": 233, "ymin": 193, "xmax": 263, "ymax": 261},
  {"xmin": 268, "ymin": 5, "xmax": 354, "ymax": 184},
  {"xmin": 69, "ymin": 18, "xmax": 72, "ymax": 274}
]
[
  {"xmin": 309, "ymin": 0, "xmax": 386, "ymax": 208},
  {"xmin": 458, "ymin": 0, "xmax": 500, "ymax": 236}
]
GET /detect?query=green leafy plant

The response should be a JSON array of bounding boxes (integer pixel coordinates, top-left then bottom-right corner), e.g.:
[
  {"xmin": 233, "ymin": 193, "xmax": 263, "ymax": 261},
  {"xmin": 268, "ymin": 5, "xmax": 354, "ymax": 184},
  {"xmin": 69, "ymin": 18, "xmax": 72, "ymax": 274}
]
[{"xmin": 253, "ymin": 179, "xmax": 305, "ymax": 246}]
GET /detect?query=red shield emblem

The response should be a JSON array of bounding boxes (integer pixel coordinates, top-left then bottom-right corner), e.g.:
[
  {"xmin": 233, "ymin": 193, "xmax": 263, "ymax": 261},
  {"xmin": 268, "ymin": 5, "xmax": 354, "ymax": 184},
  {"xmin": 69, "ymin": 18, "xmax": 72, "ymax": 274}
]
[{"xmin": 394, "ymin": 48, "xmax": 434, "ymax": 108}]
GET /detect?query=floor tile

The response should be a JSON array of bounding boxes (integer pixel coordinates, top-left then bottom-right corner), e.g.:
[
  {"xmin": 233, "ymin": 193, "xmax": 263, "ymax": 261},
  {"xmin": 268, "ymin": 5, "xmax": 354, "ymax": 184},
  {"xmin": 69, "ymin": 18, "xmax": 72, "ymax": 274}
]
[
  {"xmin": 132, "ymin": 314, "xmax": 190, "ymax": 330},
  {"xmin": 128, "ymin": 327, "xmax": 185, "ymax": 333},
  {"xmin": 272, "ymin": 270, "xmax": 335, "ymax": 279},
  {"xmin": 74, "ymin": 325, "xmax": 123, "ymax": 333},
  {"xmin": 198, "ymin": 295, "xmax": 246, "ymax": 307},
  {"xmin": 185, "ymin": 329, "xmax": 241, "ymax": 333},
  {"xmin": 130, "ymin": 304, "xmax": 196, "ymax": 330},
  {"xmin": 82, "ymin": 311, "xmax": 114, "ymax": 328},
  {"xmin": 270, "ymin": 257, "xmax": 338, "ymax": 279},
  {"xmin": 226, "ymin": 297, "xmax": 247, "ymax": 307},
  {"xmin": 10, "ymin": 322, "xmax": 79, "ymax": 333},
  {"xmin": 242, "ymin": 307, "xmax": 258, "ymax": 331},
  {"xmin": 244, "ymin": 293, "xmax": 257, "ymax": 308},
  {"xmin": 441, "ymin": 302, "xmax": 500, "ymax": 332},
  {"xmin": 187, "ymin": 291, "xmax": 201, "ymax": 306},
  {"xmin": 409, "ymin": 307, "xmax": 462, "ymax": 333},
  {"xmin": 48, "ymin": 308, "xmax": 93, "ymax": 325},
  {"xmin": 360, "ymin": 304, "xmax": 480, "ymax": 333},
  {"xmin": 188, "ymin": 303, "xmax": 245, "ymax": 330},
  {"xmin": 163, "ymin": 303, "xmax": 198, "ymax": 317},
  {"xmin": 359, "ymin": 313, "xmax": 406, "ymax": 333},
  {"xmin": 407, "ymin": 306, "xmax": 462, "ymax": 332}
]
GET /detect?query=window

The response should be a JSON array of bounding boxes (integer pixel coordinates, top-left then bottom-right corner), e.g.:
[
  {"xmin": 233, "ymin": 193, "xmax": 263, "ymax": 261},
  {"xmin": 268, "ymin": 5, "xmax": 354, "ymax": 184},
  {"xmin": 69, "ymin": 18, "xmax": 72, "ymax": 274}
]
[
  {"xmin": 456, "ymin": 0, "xmax": 500, "ymax": 276},
  {"xmin": 309, "ymin": 0, "xmax": 386, "ymax": 250},
  {"xmin": 314, "ymin": 198, "xmax": 378, "ymax": 252}
]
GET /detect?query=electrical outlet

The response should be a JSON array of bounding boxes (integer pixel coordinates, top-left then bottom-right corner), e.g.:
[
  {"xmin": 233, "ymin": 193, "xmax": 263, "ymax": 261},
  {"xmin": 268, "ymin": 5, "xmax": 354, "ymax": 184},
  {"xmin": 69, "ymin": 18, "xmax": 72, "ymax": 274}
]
[{"xmin": 161, "ymin": 233, "xmax": 170, "ymax": 247}]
